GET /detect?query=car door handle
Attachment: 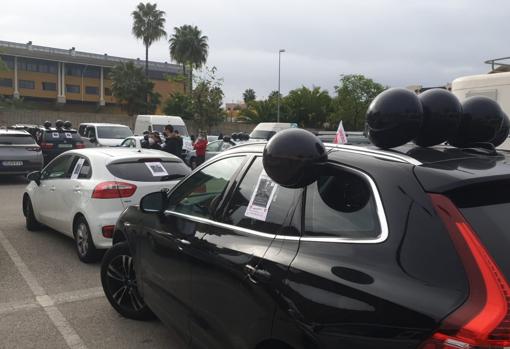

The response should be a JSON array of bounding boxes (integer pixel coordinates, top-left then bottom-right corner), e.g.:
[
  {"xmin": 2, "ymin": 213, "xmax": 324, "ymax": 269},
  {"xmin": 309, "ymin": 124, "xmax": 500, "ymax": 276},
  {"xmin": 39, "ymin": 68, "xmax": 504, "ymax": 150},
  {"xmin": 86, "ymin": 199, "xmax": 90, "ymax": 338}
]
[
  {"xmin": 73, "ymin": 186, "xmax": 81, "ymax": 193},
  {"xmin": 244, "ymin": 264, "xmax": 271, "ymax": 284},
  {"xmin": 176, "ymin": 238, "xmax": 191, "ymax": 246},
  {"xmin": 50, "ymin": 185, "xmax": 56, "ymax": 192}
]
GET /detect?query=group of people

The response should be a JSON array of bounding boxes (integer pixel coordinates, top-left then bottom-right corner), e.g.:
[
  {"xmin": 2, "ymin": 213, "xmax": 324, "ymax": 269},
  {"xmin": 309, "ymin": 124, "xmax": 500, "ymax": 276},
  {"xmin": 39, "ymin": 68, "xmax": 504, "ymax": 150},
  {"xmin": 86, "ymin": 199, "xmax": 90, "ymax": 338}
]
[{"xmin": 141, "ymin": 125, "xmax": 209, "ymax": 166}]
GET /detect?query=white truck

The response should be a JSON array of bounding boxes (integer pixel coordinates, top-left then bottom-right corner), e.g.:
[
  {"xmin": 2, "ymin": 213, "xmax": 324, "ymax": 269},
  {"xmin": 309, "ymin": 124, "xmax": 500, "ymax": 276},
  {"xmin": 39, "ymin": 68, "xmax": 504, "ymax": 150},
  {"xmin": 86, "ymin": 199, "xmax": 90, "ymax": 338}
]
[{"xmin": 134, "ymin": 115, "xmax": 192, "ymax": 152}]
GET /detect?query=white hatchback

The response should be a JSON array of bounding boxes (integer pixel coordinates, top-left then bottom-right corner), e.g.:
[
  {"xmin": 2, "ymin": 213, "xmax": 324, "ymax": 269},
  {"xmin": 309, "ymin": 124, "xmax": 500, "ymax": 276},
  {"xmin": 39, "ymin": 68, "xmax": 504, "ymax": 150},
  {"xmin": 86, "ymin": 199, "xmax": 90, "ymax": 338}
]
[{"xmin": 22, "ymin": 147, "xmax": 191, "ymax": 262}]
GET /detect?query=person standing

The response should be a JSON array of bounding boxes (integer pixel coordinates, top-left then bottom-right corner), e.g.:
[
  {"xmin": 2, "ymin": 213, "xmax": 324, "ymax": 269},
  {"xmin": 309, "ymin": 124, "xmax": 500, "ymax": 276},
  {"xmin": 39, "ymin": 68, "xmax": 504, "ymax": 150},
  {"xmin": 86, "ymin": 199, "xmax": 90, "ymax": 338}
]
[
  {"xmin": 194, "ymin": 132, "xmax": 208, "ymax": 167},
  {"xmin": 163, "ymin": 125, "xmax": 181, "ymax": 157},
  {"xmin": 174, "ymin": 129, "xmax": 184, "ymax": 159}
]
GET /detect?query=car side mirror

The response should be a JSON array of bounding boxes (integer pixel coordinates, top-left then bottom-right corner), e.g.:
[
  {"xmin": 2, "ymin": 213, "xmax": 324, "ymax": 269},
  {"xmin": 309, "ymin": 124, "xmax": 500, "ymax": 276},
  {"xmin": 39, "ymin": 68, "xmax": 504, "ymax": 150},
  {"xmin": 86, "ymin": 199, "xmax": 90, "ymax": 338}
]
[
  {"xmin": 89, "ymin": 136, "xmax": 97, "ymax": 144},
  {"xmin": 27, "ymin": 171, "xmax": 41, "ymax": 185},
  {"xmin": 140, "ymin": 191, "xmax": 168, "ymax": 214}
]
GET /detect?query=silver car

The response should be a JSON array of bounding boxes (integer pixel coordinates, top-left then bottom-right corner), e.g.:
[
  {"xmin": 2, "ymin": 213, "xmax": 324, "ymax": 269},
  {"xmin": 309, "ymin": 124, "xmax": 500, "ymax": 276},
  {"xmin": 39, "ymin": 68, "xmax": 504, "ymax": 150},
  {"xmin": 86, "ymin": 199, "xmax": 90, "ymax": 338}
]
[
  {"xmin": 185, "ymin": 139, "xmax": 238, "ymax": 168},
  {"xmin": 0, "ymin": 129, "xmax": 43, "ymax": 175}
]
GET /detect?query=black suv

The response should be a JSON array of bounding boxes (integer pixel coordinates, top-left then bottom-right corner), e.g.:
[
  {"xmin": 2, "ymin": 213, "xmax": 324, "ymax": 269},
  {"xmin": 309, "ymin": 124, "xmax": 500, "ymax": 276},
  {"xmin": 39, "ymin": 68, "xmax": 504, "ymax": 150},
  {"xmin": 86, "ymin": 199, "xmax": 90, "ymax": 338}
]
[
  {"xmin": 34, "ymin": 122, "xmax": 85, "ymax": 164},
  {"xmin": 100, "ymin": 125, "xmax": 510, "ymax": 349}
]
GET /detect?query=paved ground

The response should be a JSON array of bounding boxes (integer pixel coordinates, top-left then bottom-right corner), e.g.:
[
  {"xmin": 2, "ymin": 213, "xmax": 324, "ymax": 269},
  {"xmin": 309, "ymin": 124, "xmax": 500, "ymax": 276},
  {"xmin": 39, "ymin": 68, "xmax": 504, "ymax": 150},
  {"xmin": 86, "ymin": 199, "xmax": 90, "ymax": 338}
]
[{"xmin": 0, "ymin": 176, "xmax": 185, "ymax": 349}]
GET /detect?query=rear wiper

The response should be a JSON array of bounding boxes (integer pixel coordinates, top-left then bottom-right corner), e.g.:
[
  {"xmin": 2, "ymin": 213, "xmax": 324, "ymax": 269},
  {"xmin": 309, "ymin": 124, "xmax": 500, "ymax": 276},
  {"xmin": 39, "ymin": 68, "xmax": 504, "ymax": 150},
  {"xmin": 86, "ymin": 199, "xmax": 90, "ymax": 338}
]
[{"xmin": 160, "ymin": 174, "xmax": 186, "ymax": 181}]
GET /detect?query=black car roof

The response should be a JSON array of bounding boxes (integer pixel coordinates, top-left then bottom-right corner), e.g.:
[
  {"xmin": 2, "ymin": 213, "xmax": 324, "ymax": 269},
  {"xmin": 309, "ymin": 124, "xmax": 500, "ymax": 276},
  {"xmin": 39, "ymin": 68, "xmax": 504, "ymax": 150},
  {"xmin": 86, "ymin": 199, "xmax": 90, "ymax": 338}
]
[{"xmin": 225, "ymin": 141, "xmax": 510, "ymax": 192}]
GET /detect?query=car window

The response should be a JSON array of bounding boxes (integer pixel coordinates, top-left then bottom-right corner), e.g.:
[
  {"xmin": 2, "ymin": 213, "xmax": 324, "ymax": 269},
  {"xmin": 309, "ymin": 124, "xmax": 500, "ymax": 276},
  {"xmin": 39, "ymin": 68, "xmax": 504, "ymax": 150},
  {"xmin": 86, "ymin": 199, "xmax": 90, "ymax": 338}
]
[
  {"xmin": 221, "ymin": 142, "xmax": 233, "ymax": 151},
  {"xmin": 69, "ymin": 157, "xmax": 92, "ymax": 180},
  {"xmin": 304, "ymin": 168, "xmax": 380, "ymax": 239},
  {"xmin": 223, "ymin": 157, "xmax": 301, "ymax": 235},
  {"xmin": 168, "ymin": 156, "xmax": 245, "ymax": 218},
  {"xmin": 206, "ymin": 141, "xmax": 222, "ymax": 152},
  {"xmin": 97, "ymin": 126, "xmax": 133, "ymax": 139},
  {"xmin": 0, "ymin": 134, "xmax": 36, "ymax": 145},
  {"xmin": 41, "ymin": 155, "xmax": 75, "ymax": 180},
  {"xmin": 86, "ymin": 126, "xmax": 96, "ymax": 138},
  {"xmin": 107, "ymin": 159, "xmax": 191, "ymax": 182},
  {"xmin": 78, "ymin": 125, "xmax": 87, "ymax": 137},
  {"xmin": 120, "ymin": 138, "xmax": 134, "ymax": 148}
]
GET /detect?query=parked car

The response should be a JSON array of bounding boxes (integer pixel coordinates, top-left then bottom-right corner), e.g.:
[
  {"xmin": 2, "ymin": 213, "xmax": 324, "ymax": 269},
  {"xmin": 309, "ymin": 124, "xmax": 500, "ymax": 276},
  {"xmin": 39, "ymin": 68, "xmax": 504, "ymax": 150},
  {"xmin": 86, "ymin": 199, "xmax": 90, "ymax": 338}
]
[
  {"xmin": 119, "ymin": 136, "xmax": 145, "ymax": 149},
  {"xmin": 101, "ymin": 124, "xmax": 510, "ymax": 349},
  {"xmin": 33, "ymin": 122, "xmax": 85, "ymax": 165},
  {"xmin": 249, "ymin": 122, "xmax": 297, "ymax": 140},
  {"xmin": 0, "ymin": 129, "xmax": 43, "ymax": 175},
  {"xmin": 23, "ymin": 148, "xmax": 191, "ymax": 262},
  {"xmin": 78, "ymin": 123, "xmax": 133, "ymax": 147},
  {"xmin": 185, "ymin": 138, "xmax": 237, "ymax": 168}
]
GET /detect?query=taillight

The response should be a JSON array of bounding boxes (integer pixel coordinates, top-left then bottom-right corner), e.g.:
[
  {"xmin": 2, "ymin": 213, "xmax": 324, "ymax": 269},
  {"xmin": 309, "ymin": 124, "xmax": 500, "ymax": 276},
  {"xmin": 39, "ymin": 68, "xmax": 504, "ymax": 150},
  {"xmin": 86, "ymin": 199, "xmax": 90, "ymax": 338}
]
[
  {"xmin": 26, "ymin": 147, "xmax": 41, "ymax": 152},
  {"xmin": 420, "ymin": 194, "xmax": 510, "ymax": 349},
  {"xmin": 40, "ymin": 142, "xmax": 53, "ymax": 150},
  {"xmin": 91, "ymin": 181, "xmax": 137, "ymax": 199},
  {"xmin": 102, "ymin": 225, "xmax": 114, "ymax": 238},
  {"xmin": 74, "ymin": 143, "xmax": 85, "ymax": 149}
]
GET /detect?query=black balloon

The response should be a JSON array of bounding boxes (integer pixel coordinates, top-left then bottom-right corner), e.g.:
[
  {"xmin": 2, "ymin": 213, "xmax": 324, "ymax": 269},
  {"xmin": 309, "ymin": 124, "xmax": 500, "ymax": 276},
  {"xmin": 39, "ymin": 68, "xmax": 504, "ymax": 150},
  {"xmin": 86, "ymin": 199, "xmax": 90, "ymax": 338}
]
[
  {"xmin": 490, "ymin": 112, "xmax": 510, "ymax": 147},
  {"xmin": 366, "ymin": 88, "xmax": 423, "ymax": 149},
  {"xmin": 263, "ymin": 128, "xmax": 327, "ymax": 188},
  {"xmin": 448, "ymin": 96, "xmax": 505, "ymax": 147},
  {"xmin": 414, "ymin": 89, "xmax": 462, "ymax": 147}
]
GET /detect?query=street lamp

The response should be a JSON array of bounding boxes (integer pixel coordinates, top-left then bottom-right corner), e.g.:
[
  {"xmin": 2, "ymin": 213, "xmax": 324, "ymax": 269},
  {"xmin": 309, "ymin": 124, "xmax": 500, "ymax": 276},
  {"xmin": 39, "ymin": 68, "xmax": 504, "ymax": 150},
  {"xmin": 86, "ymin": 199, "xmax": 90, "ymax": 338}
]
[{"xmin": 277, "ymin": 49, "xmax": 285, "ymax": 123}]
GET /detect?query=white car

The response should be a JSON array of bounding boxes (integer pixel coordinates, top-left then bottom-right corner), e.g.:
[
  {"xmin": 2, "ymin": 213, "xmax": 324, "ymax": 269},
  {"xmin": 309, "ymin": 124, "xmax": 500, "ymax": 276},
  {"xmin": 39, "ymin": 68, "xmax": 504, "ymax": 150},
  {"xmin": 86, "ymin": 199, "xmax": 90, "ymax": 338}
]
[
  {"xmin": 22, "ymin": 148, "xmax": 191, "ymax": 262},
  {"xmin": 119, "ymin": 136, "xmax": 145, "ymax": 148},
  {"xmin": 78, "ymin": 123, "xmax": 133, "ymax": 147}
]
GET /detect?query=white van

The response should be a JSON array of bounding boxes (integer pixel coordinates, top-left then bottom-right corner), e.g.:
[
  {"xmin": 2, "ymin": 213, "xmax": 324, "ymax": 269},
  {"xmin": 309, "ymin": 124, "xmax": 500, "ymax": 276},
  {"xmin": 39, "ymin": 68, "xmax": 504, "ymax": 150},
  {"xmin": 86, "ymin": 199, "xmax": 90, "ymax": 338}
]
[
  {"xmin": 451, "ymin": 72, "xmax": 510, "ymax": 150},
  {"xmin": 134, "ymin": 115, "xmax": 189, "ymax": 136},
  {"xmin": 78, "ymin": 123, "xmax": 133, "ymax": 147},
  {"xmin": 249, "ymin": 122, "xmax": 297, "ymax": 140}
]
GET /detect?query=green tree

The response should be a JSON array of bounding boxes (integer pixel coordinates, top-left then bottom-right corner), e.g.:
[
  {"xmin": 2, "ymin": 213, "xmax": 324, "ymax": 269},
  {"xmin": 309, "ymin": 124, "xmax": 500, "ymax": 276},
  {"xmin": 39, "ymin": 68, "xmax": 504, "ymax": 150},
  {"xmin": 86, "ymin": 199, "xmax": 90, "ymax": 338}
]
[
  {"xmin": 242, "ymin": 88, "xmax": 256, "ymax": 104},
  {"xmin": 163, "ymin": 92, "xmax": 193, "ymax": 119},
  {"xmin": 169, "ymin": 25, "xmax": 209, "ymax": 93},
  {"xmin": 285, "ymin": 86, "xmax": 332, "ymax": 128},
  {"xmin": 188, "ymin": 67, "xmax": 225, "ymax": 130},
  {"xmin": 110, "ymin": 62, "xmax": 161, "ymax": 116},
  {"xmin": 332, "ymin": 74, "xmax": 386, "ymax": 131},
  {"xmin": 131, "ymin": 2, "xmax": 167, "ymax": 77}
]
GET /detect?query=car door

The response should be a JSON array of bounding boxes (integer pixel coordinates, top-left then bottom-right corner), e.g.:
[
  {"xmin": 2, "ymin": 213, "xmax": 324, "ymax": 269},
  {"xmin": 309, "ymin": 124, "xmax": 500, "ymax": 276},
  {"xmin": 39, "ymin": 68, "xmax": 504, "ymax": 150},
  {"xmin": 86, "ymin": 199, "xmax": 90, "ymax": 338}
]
[
  {"xmin": 189, "ymin": 156, "xmax": 303, "ymax": 349},
  {"xmin": 34, "ymin": 154, "xmax": 75, "ymax": 229},
  {"xmin": 138, "ymin": 155, "xmax": 247, "ymax": 344},
  {"xmin": 204, "ymin": 141, "xmax": 222, "ymax": 161}
]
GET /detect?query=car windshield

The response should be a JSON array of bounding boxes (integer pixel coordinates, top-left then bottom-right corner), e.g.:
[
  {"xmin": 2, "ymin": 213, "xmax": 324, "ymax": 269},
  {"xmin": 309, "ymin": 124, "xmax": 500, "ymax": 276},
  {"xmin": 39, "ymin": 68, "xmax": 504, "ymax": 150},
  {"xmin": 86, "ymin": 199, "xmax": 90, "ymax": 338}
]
[
  {"xmin": 97, "ymin": 126, "xmax": 133, "ymax": 139},
  {"xmin": 447, "ymin": 179, "xmax": 510, "ymax": 283},
  {"xmin": 250, "ymin": 130, "xmax": 276, "ymax": 140},
  {"xmin": 152, "ymin": 124, "xmax": 189, "ymax": 137},
  {"xmin": 0, "ymin": 134, "xmax": 36, "ymax": 145}
]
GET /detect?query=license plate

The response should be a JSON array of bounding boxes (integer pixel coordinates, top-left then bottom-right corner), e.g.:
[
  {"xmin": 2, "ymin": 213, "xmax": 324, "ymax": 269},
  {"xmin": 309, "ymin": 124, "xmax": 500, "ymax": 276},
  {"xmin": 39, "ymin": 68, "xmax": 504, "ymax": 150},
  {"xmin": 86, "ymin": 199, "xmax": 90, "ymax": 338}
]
[
  {"xmin": 58, "ymin": 144, "xmax": 73, "ymax": 148},
  {"xmin": 2, "ymin": 161, "xmax": 23, "ymax": 166}
]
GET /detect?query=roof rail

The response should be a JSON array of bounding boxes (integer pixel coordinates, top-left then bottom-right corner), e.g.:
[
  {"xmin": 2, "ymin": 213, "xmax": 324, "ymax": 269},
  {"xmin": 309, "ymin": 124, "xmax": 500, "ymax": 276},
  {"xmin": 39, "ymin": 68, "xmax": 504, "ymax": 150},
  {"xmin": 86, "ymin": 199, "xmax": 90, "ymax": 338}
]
[{"xmin": 324, "ymin": 143, "xmax": 422, "ymax": 165}]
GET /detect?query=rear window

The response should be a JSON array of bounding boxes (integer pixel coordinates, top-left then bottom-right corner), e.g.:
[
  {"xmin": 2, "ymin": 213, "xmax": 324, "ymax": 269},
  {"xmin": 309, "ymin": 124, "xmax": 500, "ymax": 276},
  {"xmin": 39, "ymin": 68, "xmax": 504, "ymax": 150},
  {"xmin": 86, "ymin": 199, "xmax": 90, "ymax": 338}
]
[
  {"xmin": 107, "ymin": 159, "xmax": 191, "ymax": 182},
  {"xmin": 0, "ymin": 134, "xmax": 36, "ymax": 145},
  {"xmin": 447, "ymin": 180, "xmax": 510, "ymax": 282},
  {"xmin": 249, "ymin": 130, "xmax": 276, "ymax": 140},
  {"xmin": 97, "ymin": 126, "xmax": 133, "ymax": 139},
  {"xmin": 42, "ymin": 131, "xmax": 81, "ymax": 143}
]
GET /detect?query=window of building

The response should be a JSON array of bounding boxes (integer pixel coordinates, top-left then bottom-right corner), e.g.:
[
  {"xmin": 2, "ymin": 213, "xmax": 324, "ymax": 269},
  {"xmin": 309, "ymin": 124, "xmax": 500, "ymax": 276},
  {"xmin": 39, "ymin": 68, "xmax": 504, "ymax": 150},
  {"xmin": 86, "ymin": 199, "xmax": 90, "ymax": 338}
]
[
  {"xmin": 104, "ymin": 87, "xmax": 112, "ymax": 96},
  {"xmin": 1, "ymin": 56, "xmax": 14, "ymax": 70},
  {"xmin": 85, "ymin": 86, "xmax": 99, "ymax": 95},
  {"xmin": 19, "ymin": 80, "xmax": 35, "ymax": 89},
  {"xmin": 304, "ymin": 168, "xmax": 381, "ymax": 239},
  {"xmin": 83, "ymin": 67, "xmax": 100, "ymax": 78},
  {"xmin": 65, "ymin": 64, "xmax": 83, "ymax": 77},
  {"xmin": 66, "ymin": 85, "xmax": 80, "ymax": 93},
  {"xmin": 223, "ymin": 157, "xmax": 301, "ymax": 235},
  {"xmin": 26, "ymin": 62, "xmax": 38, "ymax": 72},
  {"xmin": 103, "ymin": 68, "xmax": 111, "ymax": 79},
  {"xmin": 42, "ymin": 82, "xmax": 57, "ymax": 91},
  {"xmin": 0, "ymin": 78, "xmax": 12, "ymax": 87},
  {"xmin": 148, "ymin": 70, "xmax": 167, "ymax": 80}
]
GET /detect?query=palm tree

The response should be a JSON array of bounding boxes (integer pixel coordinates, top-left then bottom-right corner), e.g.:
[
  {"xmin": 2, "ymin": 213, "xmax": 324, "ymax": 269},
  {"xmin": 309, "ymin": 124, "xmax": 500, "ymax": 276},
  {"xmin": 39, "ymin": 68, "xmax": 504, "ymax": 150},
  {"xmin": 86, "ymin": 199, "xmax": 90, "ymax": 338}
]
[
  {"xmin": 169, "ymin": 25, "xmax": 209, "ymax": 93},
  {"xmin": 131, "ymin": 2, "xmax": 167, "ymax": 78}
]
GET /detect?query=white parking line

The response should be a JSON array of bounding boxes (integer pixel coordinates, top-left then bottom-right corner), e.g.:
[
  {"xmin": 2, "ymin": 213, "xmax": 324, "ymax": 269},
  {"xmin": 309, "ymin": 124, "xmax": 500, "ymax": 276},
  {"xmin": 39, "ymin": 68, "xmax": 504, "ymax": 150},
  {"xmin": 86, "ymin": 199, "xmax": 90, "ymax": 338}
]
[{"xmin": 0, "ymin": 230, "xmax": 88, "ymax": 349}]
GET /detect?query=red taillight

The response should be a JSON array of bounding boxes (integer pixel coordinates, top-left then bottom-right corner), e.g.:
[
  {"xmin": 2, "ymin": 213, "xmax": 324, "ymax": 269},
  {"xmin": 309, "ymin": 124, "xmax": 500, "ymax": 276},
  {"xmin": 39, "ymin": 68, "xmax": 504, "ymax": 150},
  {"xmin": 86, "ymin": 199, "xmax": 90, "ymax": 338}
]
[
  {"xmin": 26, "ymin": 147, "xmax": 41, "ymax": 152},
  {"xmin": 102, "ymin": 225, "xmax": 114, "ymax": 238},
  {"xmin": 91, "ymin": 181, "xmax": 137, "ymax": 199},
  {"xmin": 40, "ymin": 142, "xmax": 53, "ymax": 150},
  {"xmin": 74, "ymin": 143, "xmax": 85, "ymax": 149},
  {"xmin": 420, "ymin": 194, "xmax": 510, "ymax": 349}
]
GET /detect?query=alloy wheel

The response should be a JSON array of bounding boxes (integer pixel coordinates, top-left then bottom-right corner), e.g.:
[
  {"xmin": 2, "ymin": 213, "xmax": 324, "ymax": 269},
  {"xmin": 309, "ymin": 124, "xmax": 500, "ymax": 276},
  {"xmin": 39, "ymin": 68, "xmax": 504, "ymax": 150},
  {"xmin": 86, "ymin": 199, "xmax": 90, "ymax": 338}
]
[
  {"xmin": 105, "ymin": 254, "xmax": 145, "ymax": 312},
  {"xmin": 76, "ymin": 223, "xmax": 89, "ymax": 257}
]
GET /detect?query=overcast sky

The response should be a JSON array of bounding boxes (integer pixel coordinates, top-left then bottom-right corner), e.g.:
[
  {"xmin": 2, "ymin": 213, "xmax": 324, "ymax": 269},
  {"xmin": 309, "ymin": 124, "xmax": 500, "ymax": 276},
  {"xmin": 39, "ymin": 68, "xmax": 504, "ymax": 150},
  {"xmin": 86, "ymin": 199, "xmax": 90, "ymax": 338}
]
[{"xmin": 1, "ymin": 0, "xmax": 509, "ymax": 103}]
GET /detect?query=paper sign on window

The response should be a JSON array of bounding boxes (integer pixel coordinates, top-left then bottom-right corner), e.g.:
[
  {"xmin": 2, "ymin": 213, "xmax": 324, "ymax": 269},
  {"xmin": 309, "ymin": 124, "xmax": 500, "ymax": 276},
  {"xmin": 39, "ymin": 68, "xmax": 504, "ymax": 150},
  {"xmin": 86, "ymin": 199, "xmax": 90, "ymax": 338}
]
[
  {"xmin": 71, "ymin": 158, "xmax": 85, "ymax": 180},
  {"xmin": 245, "ymin": 172, "xmax": 278, "ymax": 221},
  {"xmin": 65, "ymin": 132, "xmax": 72, "ymax": 139},
  {"xmin": 52, "ymin": 132, "xmax": 59, "ymax": 138},
  {"xmin": 145, "ymin": 162, "xmax": 168, "ymax": 177}
]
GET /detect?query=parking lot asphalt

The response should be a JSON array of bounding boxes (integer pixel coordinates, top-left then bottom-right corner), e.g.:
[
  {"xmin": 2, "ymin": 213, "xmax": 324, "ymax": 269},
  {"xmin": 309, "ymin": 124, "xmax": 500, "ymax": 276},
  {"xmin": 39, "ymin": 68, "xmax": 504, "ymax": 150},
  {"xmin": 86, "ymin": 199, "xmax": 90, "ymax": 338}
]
[{"xmin": 0, "ymin": 176, "xmax": 185, "ymax": 349}]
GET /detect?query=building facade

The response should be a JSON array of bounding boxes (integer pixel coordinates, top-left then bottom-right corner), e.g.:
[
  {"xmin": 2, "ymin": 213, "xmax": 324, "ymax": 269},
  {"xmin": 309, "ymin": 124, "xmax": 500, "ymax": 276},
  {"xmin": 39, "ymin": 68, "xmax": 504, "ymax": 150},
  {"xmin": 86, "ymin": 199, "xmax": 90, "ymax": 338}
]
[{"xmin": 0, "ymin": 40, "xmax": 184, "ymax": 112}]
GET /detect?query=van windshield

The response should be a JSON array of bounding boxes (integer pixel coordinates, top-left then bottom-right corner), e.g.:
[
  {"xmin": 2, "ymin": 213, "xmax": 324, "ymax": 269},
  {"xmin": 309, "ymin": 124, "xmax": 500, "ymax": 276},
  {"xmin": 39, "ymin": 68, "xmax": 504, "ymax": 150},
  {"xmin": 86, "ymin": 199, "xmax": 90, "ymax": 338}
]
[
  {"xmin": 153, "ymin": 124, "xmax": 189, "ymax": 137},
  {"xmin": 250, "ymin": 130, "xmax": 276, "ymax": 140},
  {"xmin": 97, "ymin": 126, "xmax": 133, "ymax": 139}
]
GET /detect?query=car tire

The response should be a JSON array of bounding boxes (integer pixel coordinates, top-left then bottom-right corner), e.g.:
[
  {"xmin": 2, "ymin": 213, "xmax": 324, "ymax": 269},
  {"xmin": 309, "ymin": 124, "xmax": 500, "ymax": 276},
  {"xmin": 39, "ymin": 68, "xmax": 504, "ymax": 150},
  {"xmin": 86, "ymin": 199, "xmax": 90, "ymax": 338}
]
[
  {"xmin": 73, "ymin": 216, "xmax": 100, "ymax": 263},
  {"xmin": 101, "ymin": 242, "xmax": 155, "ymax": 321},
  {"xmin": 23, "ymin": 196, "xmax": 42, "ymax": 231}
]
